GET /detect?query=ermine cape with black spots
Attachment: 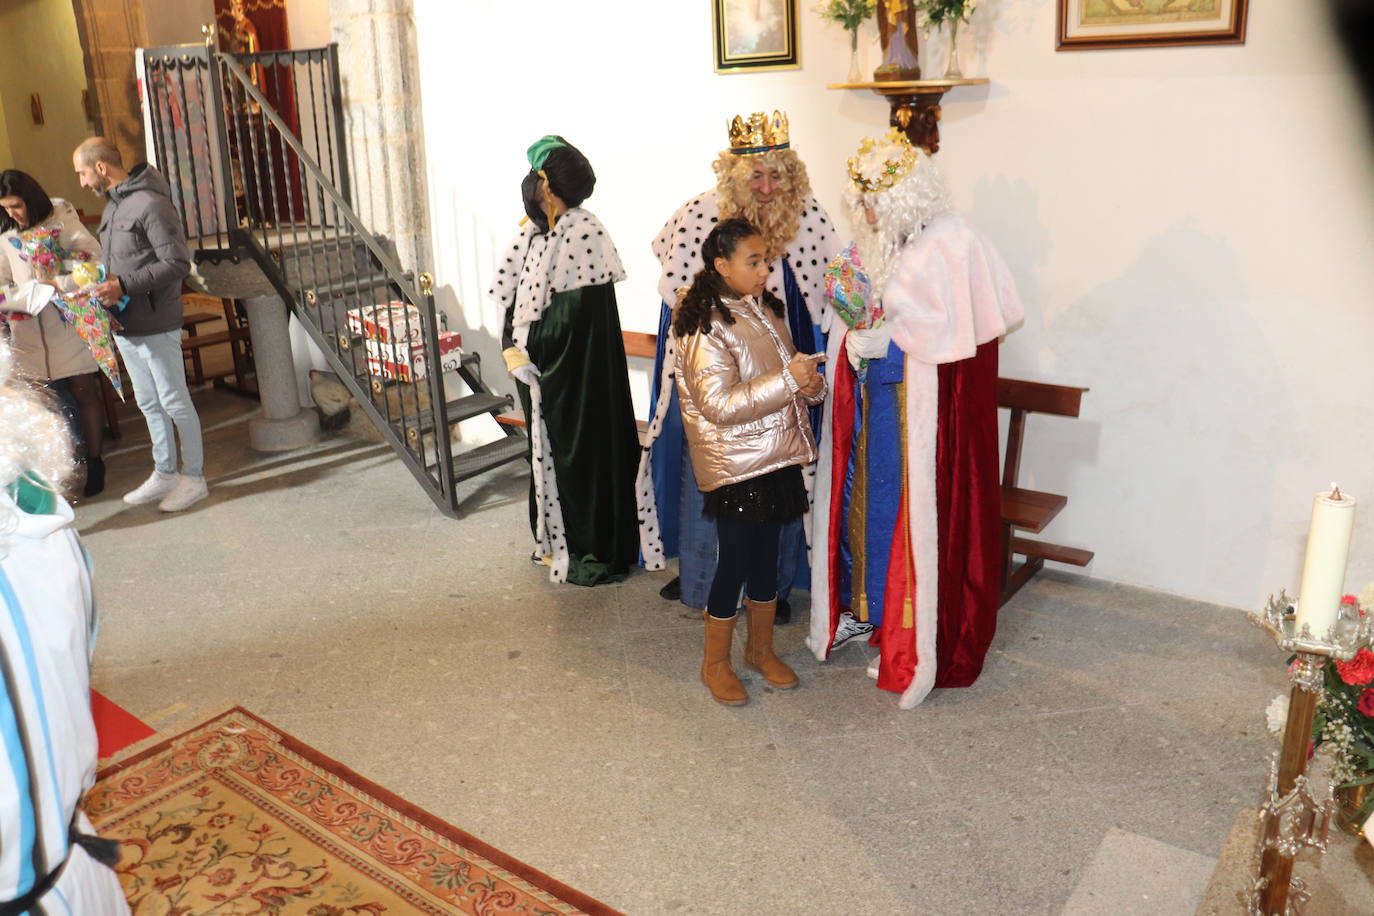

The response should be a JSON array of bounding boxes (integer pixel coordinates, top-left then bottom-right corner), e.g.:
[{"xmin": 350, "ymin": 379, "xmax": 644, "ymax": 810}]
[{"xmin": 489, "ymin": 207, "xmax": 640, "ymax": 586}]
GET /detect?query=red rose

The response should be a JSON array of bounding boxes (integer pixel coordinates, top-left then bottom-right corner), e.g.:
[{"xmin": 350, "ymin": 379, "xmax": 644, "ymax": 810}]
[
  {"xmin": 1359, "ymin": 689, "xmax": 1374, "ymax": 718},
  {"xmin": 1342, "ymin": 594, "xmax": 1358, "ymax": 606},
  {"xmin": 1336, "ymin": 648, "xmax": 1374, "ymax": 686}
]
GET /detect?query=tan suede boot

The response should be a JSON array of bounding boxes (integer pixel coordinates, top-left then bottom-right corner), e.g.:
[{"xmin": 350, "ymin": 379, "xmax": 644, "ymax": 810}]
[
  {"xmin": 701, "ymin": 613, "xmax": 748, "ymax": 706},
  {"xmin": 743, "ymin": 598, "xmax": 799, "ymax": 689}
]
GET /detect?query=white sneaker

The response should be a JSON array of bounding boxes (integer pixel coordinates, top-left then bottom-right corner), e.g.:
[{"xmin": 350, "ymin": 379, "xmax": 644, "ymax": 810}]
[
  {"xmin": 123, "ymin": 471, "xmax": 179, "ymax": 505},
  {"xmin": 158, "ymin": 475, "xmax": 209, "ymax": 512},
  {"xmin": 832, "ymin": 611, "xmax": 874, "ymax": 649}
]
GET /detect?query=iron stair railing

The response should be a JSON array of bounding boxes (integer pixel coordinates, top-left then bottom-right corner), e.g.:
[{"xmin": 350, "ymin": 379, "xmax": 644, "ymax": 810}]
[{"xmin": 140, "ymin": 42, "xmax": 525, "ymax": 517}]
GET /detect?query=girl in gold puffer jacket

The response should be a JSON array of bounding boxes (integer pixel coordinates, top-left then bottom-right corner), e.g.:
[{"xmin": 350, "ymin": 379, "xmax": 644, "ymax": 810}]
[{"xmin": 673, "ymin": 218, "xmax": 826, "ymax": 706}]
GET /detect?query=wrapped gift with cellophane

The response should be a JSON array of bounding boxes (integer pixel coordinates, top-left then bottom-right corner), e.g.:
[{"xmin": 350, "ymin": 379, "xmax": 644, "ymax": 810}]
[{"xmin": 824, "ymin": 242, "xmax": 883, "ymax": 380}]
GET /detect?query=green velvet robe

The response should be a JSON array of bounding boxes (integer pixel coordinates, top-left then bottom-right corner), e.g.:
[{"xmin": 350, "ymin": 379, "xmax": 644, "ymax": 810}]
[{"xmin": 516, "ymin": 282, "xmax": 640, "ymax": 586}]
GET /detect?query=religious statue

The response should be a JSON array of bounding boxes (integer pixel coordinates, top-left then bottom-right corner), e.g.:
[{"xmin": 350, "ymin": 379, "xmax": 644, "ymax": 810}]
[{"xmin": 876, "ymin": 0, "xmax": 921, "ymax": 80}]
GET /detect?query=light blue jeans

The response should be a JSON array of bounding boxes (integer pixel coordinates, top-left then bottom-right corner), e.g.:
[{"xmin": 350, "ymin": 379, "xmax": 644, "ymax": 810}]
[{"xmin": 115, "ymin": 330, "xmax": 204, "ymax": 478}]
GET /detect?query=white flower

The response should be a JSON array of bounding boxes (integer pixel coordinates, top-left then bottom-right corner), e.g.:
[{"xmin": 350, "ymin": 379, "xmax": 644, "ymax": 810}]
[
  {"xmin": 1359, "ymin": 581, "xmax": 1374, "ymax": 613},
  {"xmin": 1266, "ymin": 694, "xmax": 1290, "ymax": 735}
]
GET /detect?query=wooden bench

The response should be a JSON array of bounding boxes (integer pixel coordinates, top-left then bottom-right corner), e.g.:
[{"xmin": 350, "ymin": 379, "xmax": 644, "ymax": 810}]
[
  {"xmin": 999, "ymin": 377, "xmax": 1094, "ymax": 605},
  {"xmin": 181, "ymin": 292, "xmax": 255, "ymax": 396}
]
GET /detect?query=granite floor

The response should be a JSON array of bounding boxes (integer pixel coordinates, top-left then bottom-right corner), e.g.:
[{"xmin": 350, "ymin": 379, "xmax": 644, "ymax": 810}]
[{"xmin": 77, "ymin": 388, "xmax": 1295, "ymax": 915}]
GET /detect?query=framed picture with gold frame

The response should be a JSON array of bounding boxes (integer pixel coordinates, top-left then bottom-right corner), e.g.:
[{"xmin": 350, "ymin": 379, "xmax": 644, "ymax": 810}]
[
  {"xmin": 1057, "ymin": 0, "xmax": 1249, "ymax": 50},
  {"xmin": 713, "ymin": 0, "xmax": 799, "ymax": 73}
]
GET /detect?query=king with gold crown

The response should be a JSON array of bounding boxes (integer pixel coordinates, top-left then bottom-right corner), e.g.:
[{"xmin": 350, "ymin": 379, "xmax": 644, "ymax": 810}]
[
  {"xmin": 809, "ymin": 129, "xmax": 1028, "ymax": 709},
  {"xmin": 636, "ymin": 110, "xmax": 841, "ymax": 623}
]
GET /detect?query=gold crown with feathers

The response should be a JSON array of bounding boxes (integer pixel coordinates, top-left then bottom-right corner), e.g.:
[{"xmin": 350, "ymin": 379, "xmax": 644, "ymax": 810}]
[
  {"xmin": 846, "ymin": 129, "xmax": 919, "ymax": 193},
  {"xmin": 727, "ymin": 111, "xmax": 790, "ymax": 154}
]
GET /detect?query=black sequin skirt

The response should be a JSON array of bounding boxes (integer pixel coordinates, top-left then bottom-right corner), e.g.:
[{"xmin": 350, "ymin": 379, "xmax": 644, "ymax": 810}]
[{"xmin": 701, "ymin": 465, "xmax": 808, "ymax": 524}]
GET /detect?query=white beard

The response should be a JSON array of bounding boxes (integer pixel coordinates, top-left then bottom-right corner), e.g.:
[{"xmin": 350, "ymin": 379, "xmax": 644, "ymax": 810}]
[{"xmin": 852, "ymin": 220, "xmax": 914, "ymax": 301}]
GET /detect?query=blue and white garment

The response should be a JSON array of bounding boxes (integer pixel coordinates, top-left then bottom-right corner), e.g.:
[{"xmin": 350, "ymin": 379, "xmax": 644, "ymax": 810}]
[
  {"xmin": 636, "ymin": 190, "xmax": 840, "ymax": 606},
  {"xmin": 0, "ymin": 482, "xmax": 129, "ymax": 915}
]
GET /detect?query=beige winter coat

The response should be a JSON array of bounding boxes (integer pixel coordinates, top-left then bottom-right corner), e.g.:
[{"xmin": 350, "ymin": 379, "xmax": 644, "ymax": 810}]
[
  {"xmin": 0, "ymin": 200, "xmax": 102, "ymax": 380},
  {"xmin": 675, "ymin": 294, "xmax": 824, "ymax": 492}
]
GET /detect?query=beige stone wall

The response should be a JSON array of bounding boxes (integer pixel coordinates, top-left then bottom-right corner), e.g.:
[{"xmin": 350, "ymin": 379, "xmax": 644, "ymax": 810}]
[
  {"xmin": 70, "ymin": 0, "xmax": 146, "ymax": 169},
  {"xmin": 327, "ymin": 0, "xmax": 430, "ymax": 277},
  {"xmin": 0, "ymin": 91, "xmax": 13, "ymax": 167},
  {"xmin": 141, "ymin": 0, "xmax": 213, "ymax": 47},
  {"xmin": 0, "ymin": 0, "xmax": 97, "ymax": 205}
]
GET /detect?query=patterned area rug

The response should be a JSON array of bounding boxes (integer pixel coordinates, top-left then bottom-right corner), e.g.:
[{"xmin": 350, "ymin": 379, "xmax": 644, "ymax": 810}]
[{"xmin": 84, "ymin": 707, "xmax": 621, "ymax": 915}]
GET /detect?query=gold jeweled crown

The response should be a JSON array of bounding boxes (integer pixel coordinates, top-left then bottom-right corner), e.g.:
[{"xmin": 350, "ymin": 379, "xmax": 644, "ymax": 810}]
[
  {"xmin": 727, "ymin": 110, "xmax": 790, "ymax": 155},
  {"xmin": 846, "ymin": 128, "xmax": 918, "ymax": 193}
]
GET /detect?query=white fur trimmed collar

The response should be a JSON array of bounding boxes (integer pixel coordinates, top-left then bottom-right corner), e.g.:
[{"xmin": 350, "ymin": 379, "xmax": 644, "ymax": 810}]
[{"xmin": 488, "ymin": 207, "xmax": 626, "ymax": 329}]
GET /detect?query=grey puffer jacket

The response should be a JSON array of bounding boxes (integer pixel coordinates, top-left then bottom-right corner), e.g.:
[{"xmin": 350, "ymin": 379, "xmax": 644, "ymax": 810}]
[
  {"xmin": 675, "ymin": 294, "xmax": 824, "ymax": 492},
  {"xmin": 98, "ymin": 164, "xmax": 190, "ymax": 336}
]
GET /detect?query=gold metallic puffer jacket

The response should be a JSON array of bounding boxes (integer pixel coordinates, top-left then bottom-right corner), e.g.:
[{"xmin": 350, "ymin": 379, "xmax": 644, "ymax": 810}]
[{"xmin": 675, "ymin": 295, "xmax": 824, "ymax": 492}]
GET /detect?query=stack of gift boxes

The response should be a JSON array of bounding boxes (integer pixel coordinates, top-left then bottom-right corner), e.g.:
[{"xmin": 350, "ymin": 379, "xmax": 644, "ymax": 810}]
[{"xmin": 346, "ymin": 302, "xmax": 463, "ymax": 383}]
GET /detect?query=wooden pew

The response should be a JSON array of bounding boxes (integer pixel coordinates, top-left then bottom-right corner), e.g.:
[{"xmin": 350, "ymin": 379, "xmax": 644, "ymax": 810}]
[{"xmin": 998, "ymin": 378, "xmax": 1094, "ymax": 605}]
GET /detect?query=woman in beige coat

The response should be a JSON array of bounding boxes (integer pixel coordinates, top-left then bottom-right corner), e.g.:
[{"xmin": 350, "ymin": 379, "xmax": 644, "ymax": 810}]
[
  {"xmin": 0, "ymin": 170, "xmax": 107, "ymax": 496},
  {"xmin": 674, "ymin": 217, "xmax": 826, "ymax": 705}
]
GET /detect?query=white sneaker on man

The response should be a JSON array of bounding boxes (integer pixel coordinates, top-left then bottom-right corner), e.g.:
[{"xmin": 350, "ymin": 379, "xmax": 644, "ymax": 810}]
[
  {"xmin": 158, "ymin": 475, "xmax": 208, "ymax": 512},
  {"xmin": 832, "ymin": 611, "xmax": 874, "ymax": 649},
  {"xmin": 123, "ymin": 470, "xmax": 179, "ymax": 505}
]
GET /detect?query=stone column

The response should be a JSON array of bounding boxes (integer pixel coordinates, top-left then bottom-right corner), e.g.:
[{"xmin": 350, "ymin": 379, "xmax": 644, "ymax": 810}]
[
  {"xmin": 241, "ymin": 294, "xmax": 320, "ymax": 451},
  {"xmin": 327, "ymin": 0, "xmax": 430, "ymax": 277},
  {"xmin": 70, "ymin": 0, "xmax": 148, "ymax": 165}
]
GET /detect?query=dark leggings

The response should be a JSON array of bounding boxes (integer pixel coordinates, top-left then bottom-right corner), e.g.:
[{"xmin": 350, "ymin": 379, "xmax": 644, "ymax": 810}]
[
  {"xmin": 48, "ymin": 373, "xmax": 105, "ymax": 458},
  {"xmin": 706, "ymin": 516, "xmax": 781, "ymax": 619}
]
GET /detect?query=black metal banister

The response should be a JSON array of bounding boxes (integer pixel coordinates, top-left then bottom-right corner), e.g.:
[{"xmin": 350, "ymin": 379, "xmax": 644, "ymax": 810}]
[
  {"xmin": 214, "ymin": 53, "xmax": 418, "ymax": 306},
  {"xmin": 142, "ymin": 41, "xmax": 525, "ymax": 517}
]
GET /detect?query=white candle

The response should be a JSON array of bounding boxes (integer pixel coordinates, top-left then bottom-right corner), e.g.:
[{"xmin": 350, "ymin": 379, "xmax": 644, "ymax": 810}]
[{"xmin": 1295, "ymin": 484, "xmax": 1357, "ymax": 639}]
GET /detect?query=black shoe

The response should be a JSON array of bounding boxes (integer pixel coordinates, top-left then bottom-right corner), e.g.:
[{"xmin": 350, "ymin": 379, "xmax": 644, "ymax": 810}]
[
  {"xmin": 774, "ymin": 597, "xmax": 792, "ymax": 625},
  {"xmin": 82, "ymin": 457, "xmax": 105, "ymax": 498},
  {"xmin": 659, "ymin": 576, "xmax": 682, "ymax": 601}
]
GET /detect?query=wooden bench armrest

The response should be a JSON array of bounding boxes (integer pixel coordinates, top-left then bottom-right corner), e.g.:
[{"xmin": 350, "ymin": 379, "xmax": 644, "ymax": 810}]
[{"xmin": 998, "ymin": 377, "xmax": 1088, "ymax": 417}]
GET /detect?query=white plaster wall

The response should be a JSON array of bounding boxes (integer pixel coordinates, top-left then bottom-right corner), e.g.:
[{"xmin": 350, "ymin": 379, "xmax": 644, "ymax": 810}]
[
  {"xmin": 286, "ymin": 0, "xmax": 332, "ymax": 47},
  {"xmin": 412, "ymin": 0, "xmax": 1374, "ymax": 610},
  {"xmin": 0, "ymin": 0, "xmax": 95, "ymax": 206}
]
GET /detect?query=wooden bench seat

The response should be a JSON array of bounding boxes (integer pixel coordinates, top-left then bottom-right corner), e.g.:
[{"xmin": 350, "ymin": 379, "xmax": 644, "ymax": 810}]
[
  {"xmin": 998, "ymin": 377, "xmax": 1093, "ymax": 605},
  {"xmin": 1011, "ymin": 536, "xmax": 1094, "ymax": 568},
  {"xmin": 1000, "ymin": 487, "xmax": 1066, "ymax": 534}
]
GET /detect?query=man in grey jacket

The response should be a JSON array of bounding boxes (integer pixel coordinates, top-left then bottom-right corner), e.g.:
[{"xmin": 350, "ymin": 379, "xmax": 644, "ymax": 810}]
[{"xmin": 74, "ymin": 137, "xmax": 207, "ymax": 511}]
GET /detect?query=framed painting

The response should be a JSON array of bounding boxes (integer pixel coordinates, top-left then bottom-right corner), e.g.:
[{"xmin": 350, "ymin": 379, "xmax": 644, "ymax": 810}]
[
  {"xmin": 1057, "ymin": 0, "xmax": 1249, "ymax": 50},
  {"xmin": 713, "ymin": 0, "xmax": 799, "ymax": 72}
]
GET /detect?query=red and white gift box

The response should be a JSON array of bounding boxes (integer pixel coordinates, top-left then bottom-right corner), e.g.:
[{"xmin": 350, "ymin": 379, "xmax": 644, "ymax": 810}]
[
  {"xmin": 364, "ymin": 329, "xmax": 463, "ymax": 382},
  {"xmin": 346, "ymin": 302, "xmax": 425, "ymax": 345}
]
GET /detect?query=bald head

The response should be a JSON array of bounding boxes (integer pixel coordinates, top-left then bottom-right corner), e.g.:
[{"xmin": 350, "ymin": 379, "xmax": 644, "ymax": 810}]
[
  {"xmin": 75, "ymin": 137, "xmax": 122, "ymax": 168},
  {"xmin": 73, "ymin": 137, "xmax": 127, "ymax": 198}
]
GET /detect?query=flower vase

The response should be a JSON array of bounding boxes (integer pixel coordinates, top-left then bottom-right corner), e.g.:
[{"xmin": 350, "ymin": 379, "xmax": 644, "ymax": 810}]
[
  {"xmin": 1335, "ymin": 782, "xmax": 1373, "ymax": 837},
  {"xmin": 943, "ymin": 19, "xmax": 964, "ymax": 79},
  {"xmin": 847, "ymin": 31, "xmax": 862, "ymax": 83}
]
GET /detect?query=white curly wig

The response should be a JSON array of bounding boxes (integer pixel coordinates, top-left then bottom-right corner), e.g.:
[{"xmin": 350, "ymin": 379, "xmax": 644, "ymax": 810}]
[
  {"xmin": 842, "ymin": 133, "xmax": 952, "ymax": 295},
  {"xmin": 0, "ymin": 336, "xmax": 74, "ymax": 500}
]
